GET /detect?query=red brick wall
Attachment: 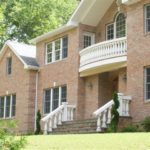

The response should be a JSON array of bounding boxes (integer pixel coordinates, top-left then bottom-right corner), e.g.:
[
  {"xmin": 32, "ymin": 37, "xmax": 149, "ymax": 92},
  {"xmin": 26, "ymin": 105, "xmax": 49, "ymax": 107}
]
[
  {"xmin": 0, "ymin": 47, "xmax": 37, "ymax": 133},
  {"xmin": 127, "ymin": 0, "xmax": 150, "ymax": 122}
]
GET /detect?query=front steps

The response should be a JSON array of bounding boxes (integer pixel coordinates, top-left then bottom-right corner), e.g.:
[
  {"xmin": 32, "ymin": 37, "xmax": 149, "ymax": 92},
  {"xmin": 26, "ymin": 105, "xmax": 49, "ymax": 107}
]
[
  {"xmin": 48, "ymin": 117, "xmax": 132, "ymax": 134},
  {"xmin": 50, "ymin": 119, "xmax": 97, "ymax": 134}
]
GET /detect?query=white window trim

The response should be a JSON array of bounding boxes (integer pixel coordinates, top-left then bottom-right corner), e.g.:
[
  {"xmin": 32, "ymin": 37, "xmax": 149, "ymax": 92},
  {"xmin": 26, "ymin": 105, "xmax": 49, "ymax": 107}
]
[
  {"xmin": 83, "ymin": 32, "xmax": 95, "ymax": 47},
  {"xmin": 45, "ymin": 37, "xmax": 68, "ymax": 65},
  {"xmin": 145, "ymin": 4, "xmax": 150, "ymax": 33},
  {"xmin": 0, "ymin": 94, "xmax": 16, "ymax": 119}
]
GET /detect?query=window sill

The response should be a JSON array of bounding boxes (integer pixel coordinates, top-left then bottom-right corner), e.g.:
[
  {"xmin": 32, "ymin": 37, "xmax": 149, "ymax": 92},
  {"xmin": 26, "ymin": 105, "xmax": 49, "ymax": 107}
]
[
  {"xmin": 0, "ymin": 117, "xmax": 15, "ymax": 120},
  {"xmin": 144, "ymin": 31, "xmax": 150, "ymax": 37},
  {"xmin": 45, "ymin": 58, "xmax": 67, "ymax": 65},
  {"xmin": 144, "ymin": 99, "xmax": 150, "ymax": 103}
]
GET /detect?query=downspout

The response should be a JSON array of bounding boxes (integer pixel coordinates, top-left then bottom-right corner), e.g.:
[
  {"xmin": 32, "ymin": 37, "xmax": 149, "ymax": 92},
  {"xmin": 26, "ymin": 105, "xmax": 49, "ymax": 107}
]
[{"xmin": 34, "ymin": 71, "xmax": 39, "ymax": 131}]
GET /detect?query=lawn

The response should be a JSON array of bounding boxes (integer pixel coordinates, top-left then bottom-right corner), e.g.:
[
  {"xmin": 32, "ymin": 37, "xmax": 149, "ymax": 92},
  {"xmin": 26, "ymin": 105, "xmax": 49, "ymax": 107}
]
[{"xmin": 24, "ymin": 133, "xmax": 150, "ymax": 150}]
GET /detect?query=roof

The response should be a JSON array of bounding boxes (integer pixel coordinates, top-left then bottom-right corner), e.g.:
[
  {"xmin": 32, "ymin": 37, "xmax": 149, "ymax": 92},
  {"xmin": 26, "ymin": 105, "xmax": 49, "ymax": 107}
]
[
  {"xmin": 0, "ymin": 41, "xmax": 39, "ymax": 70},
  {"xmin": 30, "ymin": 24, "xmax": 77, "ymax": 44}
]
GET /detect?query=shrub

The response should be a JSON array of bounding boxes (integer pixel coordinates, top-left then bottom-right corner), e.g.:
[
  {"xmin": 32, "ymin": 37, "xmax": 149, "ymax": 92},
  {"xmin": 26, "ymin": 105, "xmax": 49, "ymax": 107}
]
[
  {"xmin": 141, "ymin": 116, "xmax": 150, "ymax": 132},
  {"xmin": 0, "ymin": 120, "xmax": 27, "ymax": 150},
  {"xmin": 109, "ymin": 92, "xmax": 120, "ymax": 132},
  {"xmin": 35, "ymin": 110, "xmax": 41, "ymax": 135},
  {"xmin": 121, "ymin": 125, "xmax": 138, "ymax": 132}
]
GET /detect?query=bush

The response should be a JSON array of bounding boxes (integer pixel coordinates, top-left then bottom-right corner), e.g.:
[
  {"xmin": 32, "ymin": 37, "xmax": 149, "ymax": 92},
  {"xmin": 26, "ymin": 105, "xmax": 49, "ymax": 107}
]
[
  {"xmin": 0, "ymin": 120, "xmax": 27, "ymax": 150},
  {"xmin": 121, "ymin": 125, "xmax": 138, "ymax": 132},
  {"xmin": 35, "ymin": 110, "xmax": 41, "ymax": 135},
  {"xmin": 141, "ymin": 116, "xmax": 150, "ymax": 132},
  {"xmin": 109, "ymin": 92, "xmax": 120, "ymax": 132}
]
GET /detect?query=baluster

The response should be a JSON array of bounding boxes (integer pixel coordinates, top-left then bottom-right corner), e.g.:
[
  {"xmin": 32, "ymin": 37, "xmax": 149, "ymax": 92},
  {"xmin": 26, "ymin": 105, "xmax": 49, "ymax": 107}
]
[
  {"xmin": 44, "ymin": 121, "xmax": 48, "ymax": 135},
  {"xmin": 58, "ymin": 111, "xmax": 62, "ymax": 125},
  {"xmin": 125, "ymin": 100, "xmax": 129, "ymax": 116},
  {"xmin": 48, "ymin": 119, "xmax": 52, "ymax": 132},
  {"xmin": 102, "ymin": 110, "xmax": 107, "ymax": 128},
  {"xmin": 107, "ymin": 106, "xmax": 112, "ymax": 124},
  {"xmin": 96, "ymin": 114, "xmax": 102, "ymax": 132},
  {"xmin": 70, "ymin": 108, "xmax": 74, "ymax": 121},
  {"xmin": 53, "ymin": 115, "xmax": 57, "ymax": 128}
]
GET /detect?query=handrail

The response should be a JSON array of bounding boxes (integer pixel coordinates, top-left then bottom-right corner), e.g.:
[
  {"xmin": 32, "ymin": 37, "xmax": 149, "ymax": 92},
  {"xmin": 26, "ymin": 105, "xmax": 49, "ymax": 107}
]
[
  {"xmin": 42, "ymin": 102, "xmax": 76, "ymax": 134},
  {"xmin": 93, "ymin": 93, "xmax": 132, "ymax": 132},
  {"xmin": 93, "ymin": 100, "xmax": 114, "ymax": 117}
]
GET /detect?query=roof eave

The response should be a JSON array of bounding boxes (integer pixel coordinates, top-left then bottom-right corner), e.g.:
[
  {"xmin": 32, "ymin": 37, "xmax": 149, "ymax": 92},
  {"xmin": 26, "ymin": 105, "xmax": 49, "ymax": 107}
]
[
  {"xmin": 24, "ymin": 65, "xmax": 40, "ymax": 71},
  {"xmin": 30, "ymin": 24, "xmax": 77, "ymax": 44}
]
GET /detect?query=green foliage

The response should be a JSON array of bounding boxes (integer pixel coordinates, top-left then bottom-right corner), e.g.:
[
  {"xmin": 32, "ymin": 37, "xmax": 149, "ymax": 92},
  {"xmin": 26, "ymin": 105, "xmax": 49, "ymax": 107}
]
[
  {"xmin": 35, "ymin": 110, "xmax": 41, "ymax": 135},
  {"xmin": 141, "ymin": 116, "xmax": 150, "ymax": 132},
  {"xmin": 0, "ymin": 0, "xmax": 78, "ymax": 48},
  {"xmin": 0, "ymin": 120, "xmax": 27, "ymax": 150},
  {"xmin": 109, "ymin": 92, "xmax": 120, "ymax": 132},
  {"xmin": 121, "ymin": 124, "xmax": 138, "ymax": 132}
]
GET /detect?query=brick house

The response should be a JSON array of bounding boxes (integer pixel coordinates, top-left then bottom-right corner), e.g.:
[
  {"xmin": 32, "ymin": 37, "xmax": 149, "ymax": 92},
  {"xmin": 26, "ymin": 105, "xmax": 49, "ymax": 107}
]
[{"xmin": 1, "ymin": 0, "xmax": 150, "ymax": 133}]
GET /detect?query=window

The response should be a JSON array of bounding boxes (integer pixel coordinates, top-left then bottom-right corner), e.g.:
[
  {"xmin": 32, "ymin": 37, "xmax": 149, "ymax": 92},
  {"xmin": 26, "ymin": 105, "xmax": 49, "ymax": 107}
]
[
  {"xmin": 106, "ymin": 13, "xmax": 126, "ymax": 40},
  {"xmin": 116, "ymin": 13, "xmax": 126, "ymax": 38},
  {"xmin": 0, "ymin": 94, "xmax": 16, "ymax": 119},
  {"xmin": 106, "ymin": 23, "xmax": 114, "ymax": 40},
  {"xmin": 145, "ymin": 68, "xmax": 150, "ymax": 100},
  {"xmin": 46, "ymin": 36, "xmax": 68, "ymax": 64},
  {"xmin": 6, "ymin": 57, "xmax": 12, "ymax": 75},
  {"xmin": 83, "ymin": 32, "xmax": 95, "ymax": 48},
  {"xmin": 145, "ymin": 4, "xmax": 150, "ymax": 32},
  {"xmin": 44, "ymin": 86, "xmax": 67, "ymax": 114}
]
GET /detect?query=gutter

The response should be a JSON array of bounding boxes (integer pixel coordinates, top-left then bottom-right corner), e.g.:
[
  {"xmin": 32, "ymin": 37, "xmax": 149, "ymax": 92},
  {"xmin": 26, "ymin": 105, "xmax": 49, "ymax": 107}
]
[{"xmin": 34, "ymin": 71, "xmax": 39, "ymax": 131}]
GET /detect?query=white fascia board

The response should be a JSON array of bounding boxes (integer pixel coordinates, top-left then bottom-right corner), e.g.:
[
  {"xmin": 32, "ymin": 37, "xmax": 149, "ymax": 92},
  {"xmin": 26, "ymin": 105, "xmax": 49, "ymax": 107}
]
[
  {"xmin": 30, "ymin": 24, "xmax": 77, "ymax": 44},
  {"xmin": 122, "ymin": 0, "xmax": 140, "ymax": 5},
  {"xmin": 24, "ymin": 65, "xmax": 39, "ymax": 70}
]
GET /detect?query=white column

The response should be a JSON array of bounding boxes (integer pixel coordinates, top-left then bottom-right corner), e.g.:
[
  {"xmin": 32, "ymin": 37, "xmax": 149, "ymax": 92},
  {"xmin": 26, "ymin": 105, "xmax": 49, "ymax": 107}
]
[
  {"xmin": 62, "ymin": 102, "xmax": 68, "ymax": 121},
  {"xmin": 44, "ymin": 121, "xmax": 48, "ymax": 135},
  {"xmin": 107, "ymin": 106, "xmax": 112, "ymax": 124},
  {"xmin": 48, "ymin": 119, "xmax": 52, "ymax": 132},
  {"xmin": 102, "ymin": 110, "xmax": 107, "ymax": 128},
  {"xmin": 96, "ymin": 115, "xmax": 102, "ymax": 132},
  {"xmin": 118, "ymin": 93, "xmax": 124, "ymax": 116},
  {"xmin": 58, "ymin": 112, "xmax": 62, "ymax": 125}
]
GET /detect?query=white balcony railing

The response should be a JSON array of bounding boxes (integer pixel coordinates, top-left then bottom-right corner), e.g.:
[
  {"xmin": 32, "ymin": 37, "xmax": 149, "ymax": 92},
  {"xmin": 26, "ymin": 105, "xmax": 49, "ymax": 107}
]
[
  {"xmin": 42, "ymin": 102, "xmax": 76, "ymax": 134},
  {"xmin": 80, "ymin": 37, "xmax": 127, "ymax": 70},
  {"xmin": 93, "ymin": 93, "xmax": 132, "ymax": 132}
]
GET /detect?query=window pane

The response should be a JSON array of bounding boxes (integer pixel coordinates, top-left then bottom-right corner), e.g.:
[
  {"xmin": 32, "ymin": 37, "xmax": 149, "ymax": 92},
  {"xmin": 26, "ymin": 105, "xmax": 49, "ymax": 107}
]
[
  {"xmin": 5, "ymin": 96, "xmax": 11, "ymax": 117},
  {"xmin": 55, "ymin": 40, "xmax": 61, "ymax": 61},
  {"xmin": 46, "ymin": 43, "xmax": 53, "ymax": 63},
  {"xmin": 0, "ymin": 97, "xmax": 4, "ymax": 118},
  {"xmin": 53, "ymin": 88, "xmax": 59, "ymax": 110},
  {"xmin": 107, "ymin": 24, "xmax": 114, "ymax": 40},
  {"xmin": 116, "ymin": 13, "xmax": 126, "ymax": 38},
  {"xmin": 12, "ymin": 95, "xmax": 16, "ymax": 117},
  {"xmin": 84, "ymin": 35, "xmax": 92, "ymax": 48},
  {"xmin": 61, "ymin": 86, "xmax": 67, "ymax": 103},
  {"xmin": 44, "ymin": 90, "xmax": 51, "ymax": 114},
  {"xmin": 62, "ymin": 37, "xmax": 68, "ymax": 58}
]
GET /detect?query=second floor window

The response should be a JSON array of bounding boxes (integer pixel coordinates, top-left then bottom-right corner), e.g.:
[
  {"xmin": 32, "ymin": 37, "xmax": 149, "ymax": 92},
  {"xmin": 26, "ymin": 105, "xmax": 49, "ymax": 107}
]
[
  {"xmin": 106, "ymin": 13, "xmax": 126, "ymax": 40},
  {"xmin": 83, "ymin": 32, "xmax": 95, "ymax": 48},
  {"xmin": 145, "ymin": 4, "xmax": 150, "ymax": 33},
  {"xmin": 6, "ymin": 57, "xmax": 12, "ymax": 75},
  {"xmin": 46, "ymin": 36, "xmax": 68, "ymax": 64}
]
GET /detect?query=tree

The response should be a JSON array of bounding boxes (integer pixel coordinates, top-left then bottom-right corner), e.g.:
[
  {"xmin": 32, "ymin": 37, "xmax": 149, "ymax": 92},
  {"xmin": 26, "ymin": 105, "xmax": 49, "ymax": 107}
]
[
  {"xmin": 35, "ymin": 110, "xmax": 41, "ymax": 135},
  {"xmin": 0, "ymin": 0, "xmax": 77, "ymax": 48},
  {"xmin": 109, "ymin": 92, "xmax": 120, "ymax": 132}
]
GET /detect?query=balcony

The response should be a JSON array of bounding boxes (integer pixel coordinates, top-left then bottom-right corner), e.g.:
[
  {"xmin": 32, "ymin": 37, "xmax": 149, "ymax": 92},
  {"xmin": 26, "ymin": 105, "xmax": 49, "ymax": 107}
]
[{"xmin": 79, "ymin": 37, "xmax": 127, "ymax": 77}]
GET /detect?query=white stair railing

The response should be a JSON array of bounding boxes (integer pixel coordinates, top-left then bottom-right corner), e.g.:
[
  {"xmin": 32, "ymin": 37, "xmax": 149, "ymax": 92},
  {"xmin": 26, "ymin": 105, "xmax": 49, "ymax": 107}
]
[
  {"xmin": 93, "ymin": 93, "xmax": 132, "ymax": 132},
  {"xmin": 42, "ymin": 102, "xmax": 76, "ymax": 134}
]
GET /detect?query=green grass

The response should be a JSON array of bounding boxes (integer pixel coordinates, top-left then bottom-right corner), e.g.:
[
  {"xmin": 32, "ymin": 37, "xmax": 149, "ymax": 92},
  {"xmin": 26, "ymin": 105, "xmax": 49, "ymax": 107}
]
[{"xmin": 24, "ymin": 133, "xmax": 150, "ymax": 150}]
